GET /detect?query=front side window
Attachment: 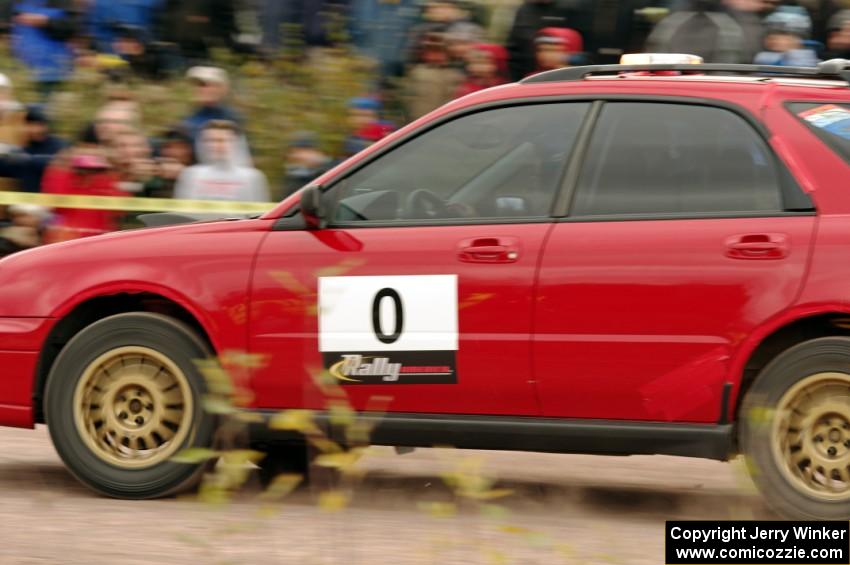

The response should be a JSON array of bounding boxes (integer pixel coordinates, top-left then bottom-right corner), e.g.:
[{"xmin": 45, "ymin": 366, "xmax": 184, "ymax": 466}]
[
  {"xmin": 331, "ymin": 103, "xmax": 590, "ymax": 224},
  {"xmin": 571, "ymin": 102, "xmax": 784, "ymax": 217}
]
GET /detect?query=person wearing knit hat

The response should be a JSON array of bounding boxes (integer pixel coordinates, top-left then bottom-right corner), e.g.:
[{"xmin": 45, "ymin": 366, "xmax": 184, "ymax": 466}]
[
  {"xmin": 455, "ymin": 43, "xmax": 509, "ymax": 98},
  {"xmin": 445, "ymin": 21, "xmax": 485, "ymax": 68},
  {"xmin": 0, "ymin": 104, "xmax": 66, "ymax": 193},
  {"xmin": 533, "ymin": 27, "xmax": 585, "ymax": 74},
  {"xmin": 405, "ymin": 28, "xmax": 465, "ymax": 119},
  {"xmin": 826, "ymin": 9, "xmax": 850, "ymax": 59},
  {"xmin": 754, "ymin": 6, "xmax": 819, "ymax": 67},
  {"xmin": 281, "ymin": 131, "xmax": 334, "ymax": 198},
  {"xmin": 343, "ymin": 97, "xmax": 395, "ymax": 157},
  {"xmin": 0, "ymin": 202, "xmax": 49, "ymax": 257}
]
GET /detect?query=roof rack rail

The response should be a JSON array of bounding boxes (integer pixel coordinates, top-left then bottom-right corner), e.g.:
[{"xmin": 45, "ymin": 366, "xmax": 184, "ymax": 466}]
[{"xmin": 521, "ymin": 59, "xmax": 850, "ymax": 86}]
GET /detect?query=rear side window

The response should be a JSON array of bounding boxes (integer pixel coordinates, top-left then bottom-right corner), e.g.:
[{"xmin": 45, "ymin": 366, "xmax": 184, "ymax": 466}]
[
  {"xmin": 789, "ymin": 103, "xmax": 850, "ymax": 164},
  {"xmin": 571, "ymin": 102, "xmax": 784, "ymax": 217}
]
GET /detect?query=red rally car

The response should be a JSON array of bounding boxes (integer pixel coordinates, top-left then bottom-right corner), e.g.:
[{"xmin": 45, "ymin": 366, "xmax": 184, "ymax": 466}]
[{"xmin": 2, "ymin": 56, "xmax": 850, "ymax": 519}]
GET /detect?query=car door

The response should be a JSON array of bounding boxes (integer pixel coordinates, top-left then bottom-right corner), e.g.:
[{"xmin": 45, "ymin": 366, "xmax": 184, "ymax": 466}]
[
  {"xmin": 534, "ymin": 101, "xmax": 816, "ymax": 423},
  {"xmin": 250, "ymin": 102, "xmax": 591, "ymax": 415}
]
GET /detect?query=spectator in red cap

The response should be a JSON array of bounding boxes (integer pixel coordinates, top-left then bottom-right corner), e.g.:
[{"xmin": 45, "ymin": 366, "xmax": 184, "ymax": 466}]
[
  {"xmin": 456, "ymin": 43, "xmax": 509, "ymax": 98},
  {"xmin": 41, "ymin": 127, "xmax": 124, "ymax": 242},
  {"xmin": 533, "ymin": 27, "xmax": 584, "ymax": 74}
]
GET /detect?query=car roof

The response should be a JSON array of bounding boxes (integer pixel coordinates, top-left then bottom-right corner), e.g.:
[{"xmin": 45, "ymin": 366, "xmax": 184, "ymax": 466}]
[
  {"xmin": 582, "ymin": 74, "xmax": 849, "ymax": 89},
  {"xmin": 439, "ymin": 65, "xmax": 850, "ymax": 115},
  {"xmin": 261, "ymin": 63, "xmax": 850, "ymax": 220}
]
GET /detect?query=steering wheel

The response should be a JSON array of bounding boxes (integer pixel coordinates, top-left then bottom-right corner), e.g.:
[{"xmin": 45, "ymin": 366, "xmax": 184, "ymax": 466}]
[{"xmin": 402, "ymin": 189, "xmax": 449, "ymax": 220}]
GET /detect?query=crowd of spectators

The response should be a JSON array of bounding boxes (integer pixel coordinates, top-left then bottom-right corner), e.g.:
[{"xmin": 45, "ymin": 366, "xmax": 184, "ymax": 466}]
[{"xmin": 0, "ymin": 0, "xmax": 847, "ymax": 254}]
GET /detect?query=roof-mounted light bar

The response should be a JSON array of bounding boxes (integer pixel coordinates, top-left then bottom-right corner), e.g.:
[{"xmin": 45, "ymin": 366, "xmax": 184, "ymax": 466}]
[{"xmin": 619, "ymin": 53, "xmax": 704, "ymax": 65}]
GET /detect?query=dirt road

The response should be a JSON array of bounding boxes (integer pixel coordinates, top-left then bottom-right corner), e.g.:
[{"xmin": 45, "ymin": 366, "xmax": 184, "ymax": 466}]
[{"xmin": 0, "ymin": 426, "xmax": 770, "ymax": 564}]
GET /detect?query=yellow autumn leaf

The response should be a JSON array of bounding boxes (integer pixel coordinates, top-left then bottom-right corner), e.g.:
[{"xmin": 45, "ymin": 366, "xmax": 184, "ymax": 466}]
[
  {"xmin": 195, "ymin": 360, "xmax": 233, "ymax": 396},
  {"xmin": 459, "ymin": 292, "xmax": 495, "ymax": 310},
  {"xmin": 418, "ymin": 502, "xmax": 457, "ymax": 518},
  {"xmin": 480, "ymin": 504, "xmax": 510, "ymax": 520},
  {"xmin": 328, "ymin": 401, "xmax": 355, "ymax": 427},
  {"xmin": 269, "ymin": 409, "xmax": 320, "ymax": 434},
  {"xmin": 314, "ymin": 449, "xmax": 364, "ymax": 469},
  {"xmin": 315, "ymin": 258, "xmax": 366, "ymax": 278},
  {"xmin": 484, "ymin": 549, "xmax": 508, "ymax": 565},
  {"xmin": 464, "ymin": 488, "xmax": 514, "ymax": 501},
  {"xmin": 307, "ymin": 436, "xmax": 343, "ymax": 454},
  {"xmin": 202, "ymin": 395, "xmax": 237, "ymax": 415},
  {"xmin": 747, "ymin": 405, "xmax": 775, "ymax": 426},
  {"xmin": 235, "ymin": 411, "xmax": 266, "ymax": 424},
  {"xmin": 500, "ymin": 525, "xmax": 532, "ymax": 535},
  {"xmin": 221, "ymin": 449, "xmax": 266, "ymax": 465},
  {"xmin": 318, "ymin": 490, "xmax": 351, "ymax": 512},
  {"xmin": 260, "ymin": 473, "xmax": 303, "ymax": 501},
  {"xmin": 220, "ymin": 351, "xmax": 269, "ymax": 369},
  {"xmin": 269, "ymin": 270, "xmax": 312, "ymax": 296},
  {"xmin": 172, "ymin": 447, "xmax": 220, "ymax": 464}
]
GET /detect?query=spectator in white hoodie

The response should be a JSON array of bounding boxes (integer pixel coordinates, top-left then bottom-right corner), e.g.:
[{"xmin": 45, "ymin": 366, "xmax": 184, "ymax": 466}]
[{"xmin": 174, "ymin": 119, "xmax": 269, "ymax": 202}]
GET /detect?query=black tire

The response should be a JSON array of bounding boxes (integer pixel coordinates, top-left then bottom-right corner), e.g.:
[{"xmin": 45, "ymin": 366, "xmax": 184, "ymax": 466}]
[
  {"xmin": 740, "ymin": 336, "xmax": 850, "ymax": 519},
  {"xmin": 45, "ymin": 312, "xmax": 216, "ymax": 499}
]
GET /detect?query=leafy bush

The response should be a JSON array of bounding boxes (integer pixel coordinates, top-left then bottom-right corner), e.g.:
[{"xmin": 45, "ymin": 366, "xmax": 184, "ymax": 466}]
[{"xmin": 1, "ymin": 42, "xmax": 378, "ymax": 201}]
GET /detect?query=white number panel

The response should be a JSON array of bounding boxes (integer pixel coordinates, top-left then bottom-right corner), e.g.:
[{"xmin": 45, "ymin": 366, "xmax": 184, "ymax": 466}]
[{"xmin": 318, "ymin": 275, "xmax": 458, "ymax": 352}]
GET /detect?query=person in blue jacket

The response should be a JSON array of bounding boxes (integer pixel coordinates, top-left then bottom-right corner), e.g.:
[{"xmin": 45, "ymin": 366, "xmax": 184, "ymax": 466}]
[
  {"xmin": 0, "ymin": 105, "xmax": 67, "ymax": 193},
  {"xmin": 11, "ymin": 0, "xmax": 76, "ymax": 99},
  {"xmin": 87, "ymin": 0, "xmax": 165, "ymax": 54},
  {"xmin": 180, "ymin": 66, "xmax": 243, "ymax": 144}
]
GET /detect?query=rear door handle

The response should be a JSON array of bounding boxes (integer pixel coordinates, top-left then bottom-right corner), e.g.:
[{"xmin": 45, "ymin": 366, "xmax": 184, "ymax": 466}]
[
  {"xmin": 458, "ymin": 237, "xmax": 520, "ymax": 263},
  {"xmin": 725, "ymin": 233, "xmax": 788, "ymax": 260}
]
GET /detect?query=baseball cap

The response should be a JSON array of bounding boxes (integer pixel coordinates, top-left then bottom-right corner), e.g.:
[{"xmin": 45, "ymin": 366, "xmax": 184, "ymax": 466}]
[{"xmin": 186, "ymin": 66, "xmax": 230, "ymax": 87}]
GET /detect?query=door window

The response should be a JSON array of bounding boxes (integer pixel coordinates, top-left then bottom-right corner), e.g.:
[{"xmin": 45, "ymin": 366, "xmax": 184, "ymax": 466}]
[
  {"xmin": 571, "ymin": 103, "xmax": 784, "ymax": 217},
  {"xmin": 331, "ymin": 103, "xmax": 590, "ymax": 224}
]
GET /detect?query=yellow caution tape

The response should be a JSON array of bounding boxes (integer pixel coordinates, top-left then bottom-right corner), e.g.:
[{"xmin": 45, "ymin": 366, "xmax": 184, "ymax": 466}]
[{"xmin": 0, "ymin": 191, "xmax": 276, "ymax": 215}]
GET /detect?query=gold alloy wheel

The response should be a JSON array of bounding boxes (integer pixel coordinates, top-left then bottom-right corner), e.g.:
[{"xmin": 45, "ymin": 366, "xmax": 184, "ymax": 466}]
[
  {"xmin": 72, "ymin": 346, "xmax": 194, "ymax": 469},
  {"xmin": 772, "ymin": 372, "xmax": 850, "ymax": 501}
]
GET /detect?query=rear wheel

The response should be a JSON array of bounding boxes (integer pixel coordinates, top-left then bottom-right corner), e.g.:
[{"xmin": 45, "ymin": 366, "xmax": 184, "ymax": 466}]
[
  {"xmin": 45, "ymin": 313, "xmax": 216, "ymax": 499},
  {"xmin": 740, "ymin": 337, "xmax": 850, "ymax": 519}
]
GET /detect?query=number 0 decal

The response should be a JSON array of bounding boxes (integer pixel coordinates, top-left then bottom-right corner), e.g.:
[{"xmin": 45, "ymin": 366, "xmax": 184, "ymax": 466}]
[
  {"xmin": 372, "ymin": 288, "xmax": 404, "ymax": 344},
  {"xmin": 319, "ymin": 275, "xmax": 458, "ymax": 385}
]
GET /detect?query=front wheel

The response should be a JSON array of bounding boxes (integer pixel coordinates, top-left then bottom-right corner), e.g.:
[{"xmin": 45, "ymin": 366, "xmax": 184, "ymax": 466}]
[
  {"xmin": 45, "ymin": 313, "xmax": 216, "ymax": 499},
  {"xmin": 740, "ymin": 337, "xmax": 850, "ymax": 519}
]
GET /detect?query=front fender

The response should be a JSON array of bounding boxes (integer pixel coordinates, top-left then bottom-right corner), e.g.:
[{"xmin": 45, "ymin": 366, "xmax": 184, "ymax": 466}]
[{"xmin": 0, "ymin": 219, "xmax": 272, "ymax": 354}]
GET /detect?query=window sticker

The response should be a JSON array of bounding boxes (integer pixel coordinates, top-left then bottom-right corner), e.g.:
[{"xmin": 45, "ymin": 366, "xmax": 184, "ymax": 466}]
[{"xmin": 798, "ymin": 104, "xmax": 850, "ymax": 141}]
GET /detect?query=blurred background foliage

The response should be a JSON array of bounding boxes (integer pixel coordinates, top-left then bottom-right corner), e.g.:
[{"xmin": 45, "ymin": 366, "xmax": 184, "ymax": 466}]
[{"xmin": 0, "ymin": 36, "xmax": 378, "ymax": 199}]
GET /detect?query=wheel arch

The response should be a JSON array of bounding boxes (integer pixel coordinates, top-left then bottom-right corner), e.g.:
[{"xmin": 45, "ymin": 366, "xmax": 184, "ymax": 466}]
[
  {"xmin": 731, "ymin": 310, "xmax": 850, "ymax": 424},
  {"xmin": 33, "ymin": 290, "xmax": 218, "ymax": 424}
]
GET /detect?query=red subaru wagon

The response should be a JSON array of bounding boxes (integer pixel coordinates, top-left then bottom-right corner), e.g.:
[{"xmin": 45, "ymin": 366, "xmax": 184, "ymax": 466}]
[{"xmin": 1, "ymin": 57, "xmax": 850, "ymax": 519}]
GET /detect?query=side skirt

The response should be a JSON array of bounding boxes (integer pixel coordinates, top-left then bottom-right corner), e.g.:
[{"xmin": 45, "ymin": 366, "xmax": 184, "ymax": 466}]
[{"xmin": 250, "ymin": 412, "xmax": 735, "ymax": 461}]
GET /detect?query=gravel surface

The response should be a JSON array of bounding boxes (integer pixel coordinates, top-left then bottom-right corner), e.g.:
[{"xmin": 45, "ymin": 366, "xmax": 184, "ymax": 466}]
[{"xmin": 0, "ymin": 426, "xmax": 772, "ymax": 564}]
